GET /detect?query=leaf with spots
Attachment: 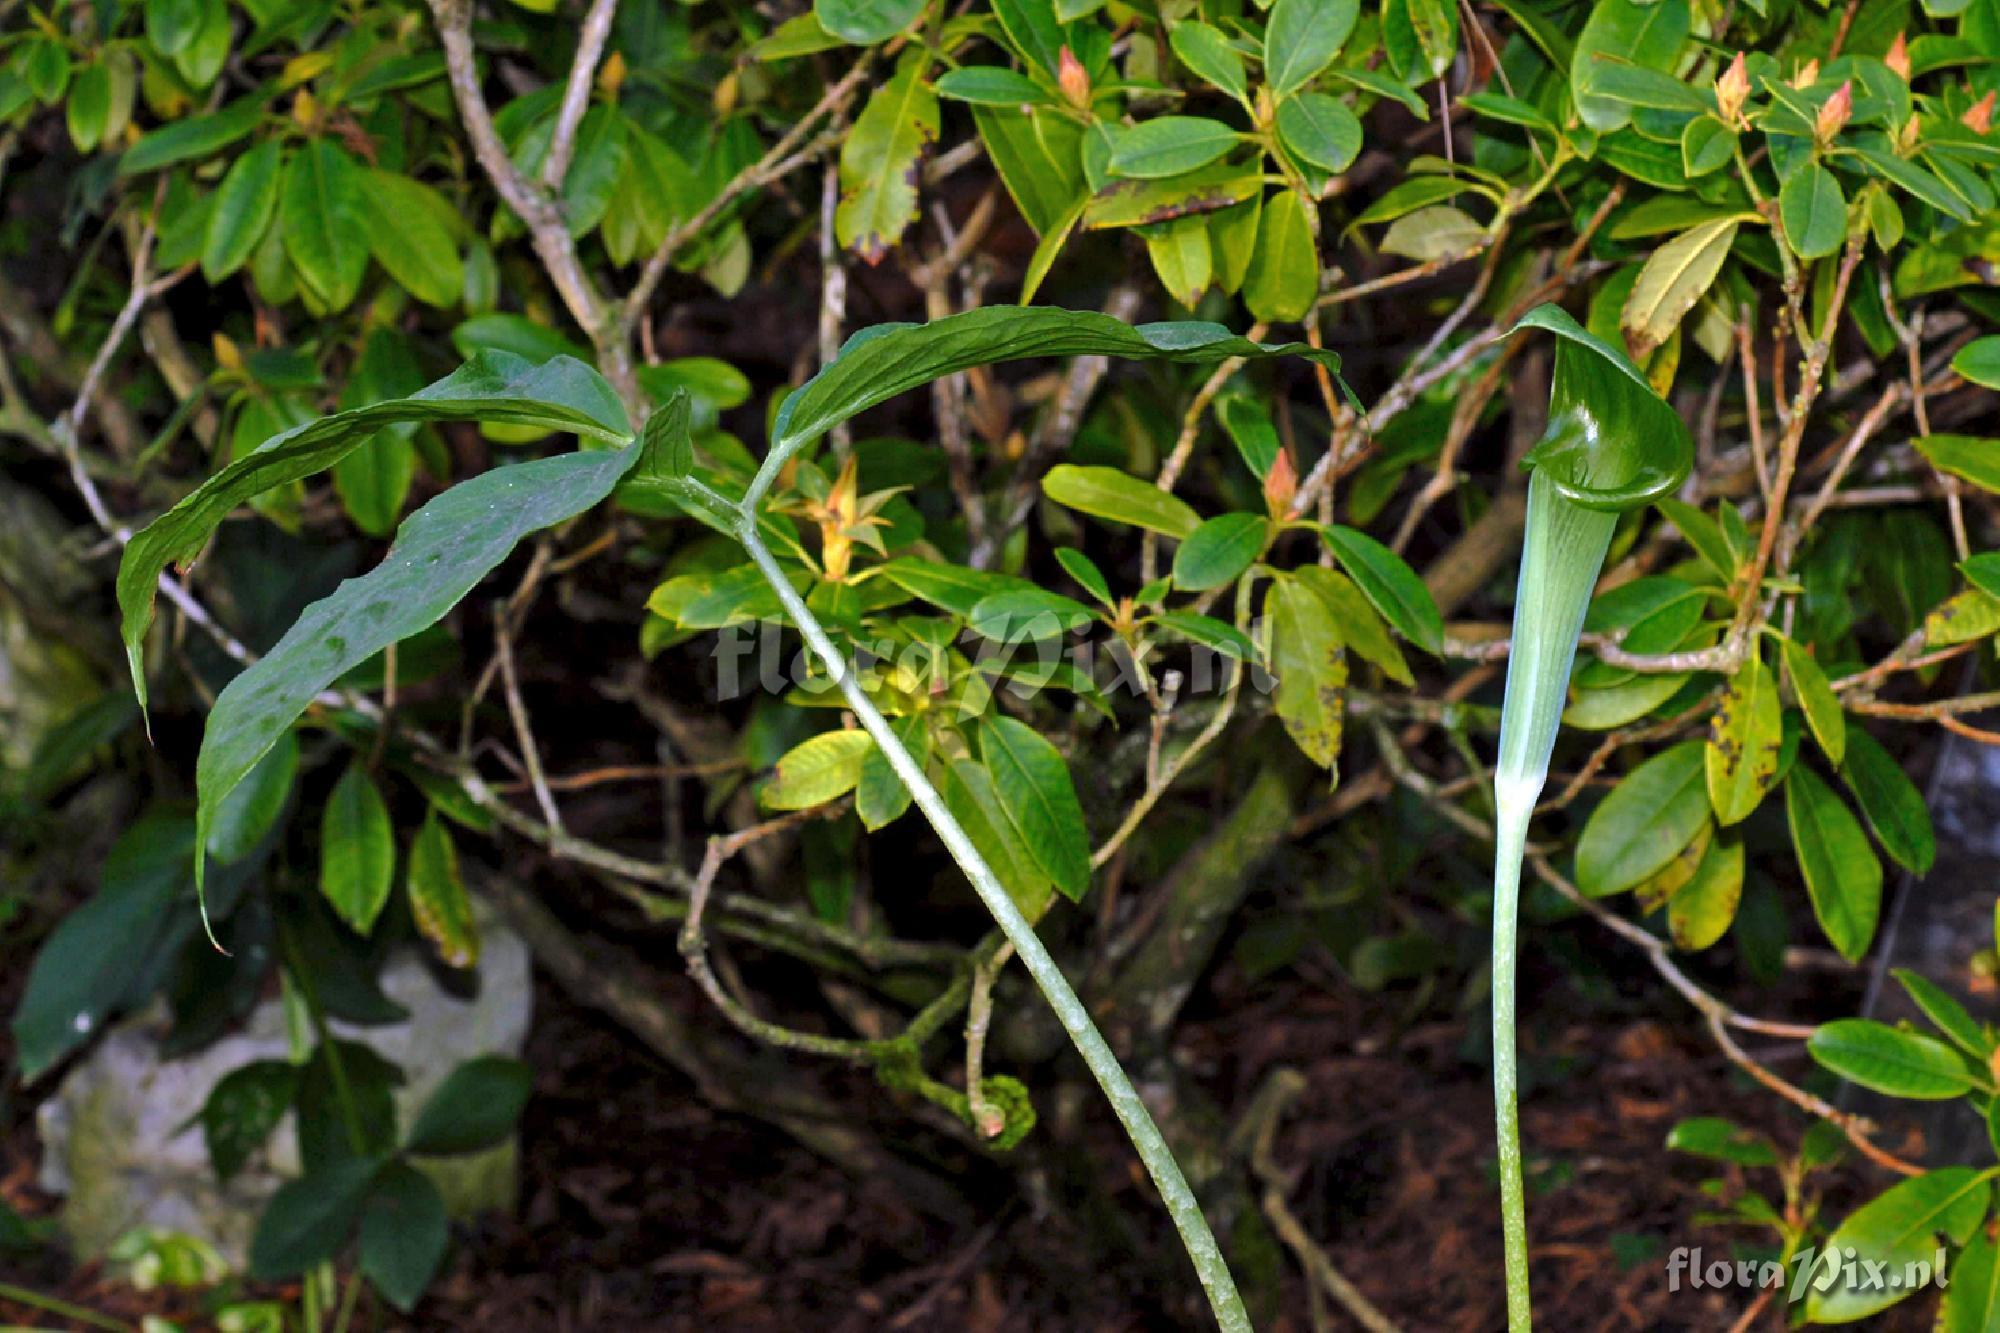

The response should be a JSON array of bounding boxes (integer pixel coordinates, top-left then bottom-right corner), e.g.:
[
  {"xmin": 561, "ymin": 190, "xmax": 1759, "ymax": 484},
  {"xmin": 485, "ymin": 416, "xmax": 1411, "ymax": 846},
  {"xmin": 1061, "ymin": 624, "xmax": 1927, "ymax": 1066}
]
[
  {"xmin": 836, "ymin": 51, "xmax": 939, "ymax": 262},
  {"xmin": 407, "ymin": 810, "xmax": 477, "ymax": 970},
  {"xmin": 1706, "ymin": 648, "xmax": 1782, "ymax": 826},
  {"xmin": 188, "ymin": 441, "xmax": 655, "ymax": 925},
  {"xmin": 1269, "ymin": 570, "xmax": 1348, "ymax": 771},
  {"xmin": 117, "ymin": 352, "xmax": 631, "ymax": 716}
]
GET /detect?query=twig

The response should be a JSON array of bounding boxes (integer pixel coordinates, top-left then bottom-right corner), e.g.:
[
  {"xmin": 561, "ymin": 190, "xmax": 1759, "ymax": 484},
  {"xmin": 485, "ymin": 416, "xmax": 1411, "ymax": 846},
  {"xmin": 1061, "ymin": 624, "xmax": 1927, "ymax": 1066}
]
[
  {"xmin": 424, "ymin": 0, "xmax": 637, "ymax": 407},
  {"xmin": 539, "ymin": 0, "xmax": 620, "ymax": 189},
  {"xmin": 492, "ymin": 601, "xmax": 566, "ymax": 844},
  {"xmin": 1243, "ymin": 1069, "xmax": 1404, "ymax": 1333},
  {"xmin": 624, "ymin": 56, "xmax": 875, "ymax": 333},
  {"xmin": 963, "ymin": 941, "xmax": 1015, "ymax": 1140}
]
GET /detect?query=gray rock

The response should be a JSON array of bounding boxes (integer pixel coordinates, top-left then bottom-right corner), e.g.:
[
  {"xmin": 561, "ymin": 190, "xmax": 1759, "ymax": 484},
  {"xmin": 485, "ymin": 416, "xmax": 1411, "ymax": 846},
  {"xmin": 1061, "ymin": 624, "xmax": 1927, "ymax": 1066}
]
[{"xmin": 36, "ymin": 910, "xmax": 532, "ymax": 1265}]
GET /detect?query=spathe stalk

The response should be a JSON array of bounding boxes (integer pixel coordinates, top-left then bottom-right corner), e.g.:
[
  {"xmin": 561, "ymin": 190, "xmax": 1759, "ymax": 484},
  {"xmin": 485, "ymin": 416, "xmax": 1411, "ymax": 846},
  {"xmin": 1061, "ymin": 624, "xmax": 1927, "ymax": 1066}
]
[{"xmin": 1490, "ymin": 306, "xmax": 1692, "ymax": 1329}]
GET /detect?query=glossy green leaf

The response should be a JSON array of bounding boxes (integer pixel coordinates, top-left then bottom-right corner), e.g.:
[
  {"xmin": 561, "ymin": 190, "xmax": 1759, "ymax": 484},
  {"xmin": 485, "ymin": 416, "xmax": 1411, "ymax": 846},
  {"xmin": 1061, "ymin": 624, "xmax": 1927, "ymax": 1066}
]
[
  {"xmin": 1943, "ymin": 1227, "xmax": 2000, "ymax": 1333},
  {"xmin": 816, "ymin": 0, "xmax": 926, "ymax": 44},
  {"xmin": 200, "ymin": 1060, "xmax": 298, "ymax": 1183},
  {"xmin": 1705, "ymin": 650, "xmax": 1782, "ymax": 826},
  {"xmin": 1571, "ymin": 0, "xmax": 1690, "ymax": 133},
  {"xmin": 941, "ymin": 757, "xmax": 1053, "ymax": 918},
  {"xmin": 1575, "ymin": 741, "xmax": 1709, "ymax": 896},
  {"xmin": 1893, "ymin": 968, "xmax": 1991, "ymax": 1060},
  {"xmin": 1951, "ymin": 336, "xmax": 2000, "ymax": 390},
  {"xmin": 1276, "ymin": 93, "xmax": 1363, "ymax": 174},
  {"xmin": 186, "ymin": 441, "xmax": 651, "ymax": 917},
  {"xmin": 11, "ymin": 814, "xmax": 192, "ymax": 1080},
  {"xmin": 321, "ymin": 762, "xmax": 394, "ymax": 937},
  {"xmin": 358, "ymin": 1161, "xmax": 448, "ymax": 1313},
  {"xmin": 934, "ymin": 67, "xmax": 1050, "ymax": 105},
  {"xmin": 774, "ymin": 306, "xmax": 1339, "ymax": 458},
  {"xmin": 1809, "ymin": 1019, "xmax": 1980, "ymax": 1099},
  {"xmin": 1174, "ymin": 514, "xmax": 1268, "ymax": 591},
  {"xmin": 1963, "ymin": 553, "xmax": 2000, "ymax": 601},
  {"xmin": 281, "ymin": 139, "xmax": 370, "ymax": 310},
  {"xmin": 205, "ymin": 729, "xmax": 296, "ymax": 863},
  {"xmin": 1786, "ymin": 764, "xmax": 1882, "ymax": 961},
  {"xmin": 363, "ymin": 171, "xmax": 463, "ymax": 308},
  {"xmin": 968, "ymin": 588, "xmax": 1096, "ymax": 641},
  {"xmin": 1043, "ymin": 465, "xmax": 1200, "ymax": 538},
  {"xmin": 1144, "ymin": 215, "xmax": 1213, "ymax": 306},
  {"xmin": 1780, "ymin": 161, "xmax": 1847, "ymax": 260},
  {"xmin": 1313, "ymin": 523, "xmax": 1444, "ymax": 653},
  {"xmin": 1782, "ymin": 639, "xmax": 1846, "ymax": 765},
  {"xmin": 119, "ymin": 351, "xmax": 629, "ymax": 711},
  {"xmin": 1293, "ymin": 565, "xmax": 1411, "ymax": 685},
  {"xmin": 762, "ymin": 729, "xmax": 873, "ymax": 809},
  {"xmin": 1149, "ymin": 610, "xmax": 1256, "ymax": 660},
  {"xmin": 1381, "ymin": 206, "xmax": 1484, "ymax": 263},
  {"xmin": 1242, "ymin": 190, "xmax": 1318, "ymax": 323},
  {"xmin": 981, "ymin": 716, "xmax": 1091, "ymax": 900},
  {"xmin": 1806, "ymin": 1168, "xmax": 1992, "ymax": 1323},
  {"xmin": 119, "ymin": 92, "xmax": 266, "ymax": 175},
  {"xmin": 1264, "ymin": 0, "xmax": 1358, "ymax": 96},
  {"xmin": 1916, "ymin": 436, "xmax": 2000, "ymax": 494},
  {"xmin": 1382, "ymin": 0, "xmax": 1457, "ymax": 82},
  {"xmin": 405, "ymin": 1056, "xmax": 533, "ymax": 1155},
  {"xmin": 857, "ymin": 714, "xmax": 928, "ymax": 829},
  {"xmin": 1170, "ymin": 22, "xmax": 1247, "ymax": 103},
  {"xmin": 1218, "ymin": 396, "xmax": 1279, "ymax": 479},
  {"xmin": 147, "ymin": 0, "xmax": 204, "ymax": 56},
  {"xmin": 67, "ymin": 60, "xmax": 112, "ymax": 151},
  {"xmin": 200, "ymin": 139, "xmax": 282, "ymax": 282},
  {"xmin": 248, "ymin": 1157, "xmax": 382, "ymax": 1280},
  {"xmin": 1839, "ymin": 727, "xmax": 1935, "ymax": 875},
  {"xmin": 1108, "ymin": 117, "xmax": 1242, "ymax": 179},
  {"xmin": 973, "ymin": 106, "xmax": 1084, "ymax": 235},
  {"xmin": 1055, "ymin": 547, "xmax": 1113, "ymax": 607}
]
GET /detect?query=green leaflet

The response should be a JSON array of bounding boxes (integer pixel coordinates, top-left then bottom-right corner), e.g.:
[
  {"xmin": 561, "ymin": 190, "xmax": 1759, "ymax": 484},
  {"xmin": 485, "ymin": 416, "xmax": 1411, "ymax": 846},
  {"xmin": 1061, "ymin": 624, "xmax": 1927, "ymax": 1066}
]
[
  {"xmin": 1786, "ymin": 763, "xmax": 1882, "ymax": 961},
  {"xmin": 765, "ymin": 304, "xmax": 1342, "ymax": 470},
  {"xmin": 321, "ymin": 762, "xmax": 394, "ymax": 936},
  {"xmin": 1173, "ymin": 513, "xmax": 1268, "ymax": 591},
  {"xmin": 201, "ymin": 139, "xmax": 282, "ymax": 282},
  {"xmin": 980, "ymin": 715, "xmax": 1091, "ymax": 900},
  {"xmin": 187, "ymin": 433, "xmax": 661, "ymax": 930},
  {"xmin": 280, "ymin": 138, "xmax": 370, "ymax": 311},
  {"xmin": 118, "ymin": 352, "xmax": 630, "ymax": 715}
]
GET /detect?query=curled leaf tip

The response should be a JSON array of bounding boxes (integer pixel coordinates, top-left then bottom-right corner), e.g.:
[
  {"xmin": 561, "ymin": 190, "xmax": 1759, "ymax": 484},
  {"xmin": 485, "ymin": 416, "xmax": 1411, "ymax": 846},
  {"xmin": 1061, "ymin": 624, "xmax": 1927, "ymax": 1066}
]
[{"xmin": 1509, "ymin": 303, "xmax": 1692, "ymax": 513}]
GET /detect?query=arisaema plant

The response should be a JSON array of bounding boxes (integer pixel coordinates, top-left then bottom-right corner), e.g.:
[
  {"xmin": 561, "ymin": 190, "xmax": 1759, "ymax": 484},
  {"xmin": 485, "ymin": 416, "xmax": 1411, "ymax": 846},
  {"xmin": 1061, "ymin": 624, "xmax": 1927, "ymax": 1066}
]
[{"xmin": 1490, "ymin": 306, "xmax": 1693, "ymax": 1329}]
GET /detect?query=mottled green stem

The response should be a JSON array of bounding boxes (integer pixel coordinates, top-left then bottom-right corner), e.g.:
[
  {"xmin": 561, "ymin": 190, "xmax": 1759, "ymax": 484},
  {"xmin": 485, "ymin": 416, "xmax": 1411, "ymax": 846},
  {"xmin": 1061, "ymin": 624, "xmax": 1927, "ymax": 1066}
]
[{"xmin": 732, "ymin": 453, "xmax": 1249, "ymax": 1330}]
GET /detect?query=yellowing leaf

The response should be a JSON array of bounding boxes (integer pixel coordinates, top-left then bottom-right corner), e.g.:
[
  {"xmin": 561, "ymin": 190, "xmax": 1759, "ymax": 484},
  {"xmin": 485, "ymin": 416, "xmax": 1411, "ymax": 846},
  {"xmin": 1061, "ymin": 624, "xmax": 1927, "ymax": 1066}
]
[
  {"xmin": 1924, "ymin": 587, "xmax": 2000, "ymax": 646},
  {"xmin": 836, "ymin": 51, "xmax": 939, "ymax": 262},
  {"xmin": 761, "ymin": 729, "xmax": 873, "ymax": 810},
  {"xmin": 408, "ymin": 810, "xmax": 477, "ymax": 969},
  {"xmin": 1269, "ymin": 572, "xmax": 1348, "ymax": 770},
  {"xmin": 1621, "ymin": 217, "xmax": 1742, "ymax": 357},
  {"xmin": 1668, "ymin": 835, "xmax": 1744, "ymax": 950},
  {"xmin": 1705, "ymin": 649, "xmax": 1782, "ymax": 826}
]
